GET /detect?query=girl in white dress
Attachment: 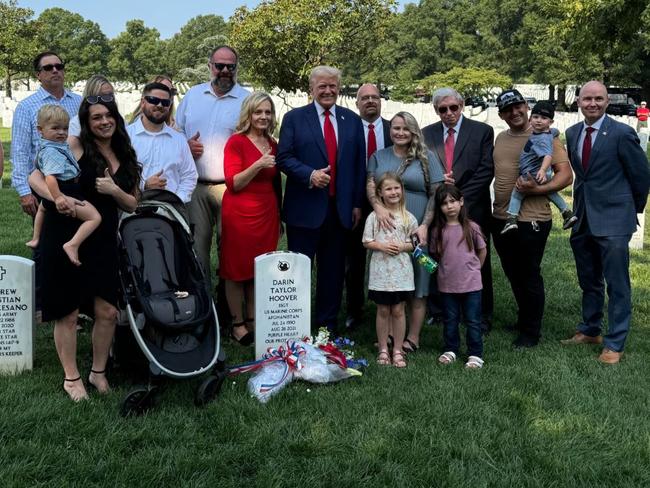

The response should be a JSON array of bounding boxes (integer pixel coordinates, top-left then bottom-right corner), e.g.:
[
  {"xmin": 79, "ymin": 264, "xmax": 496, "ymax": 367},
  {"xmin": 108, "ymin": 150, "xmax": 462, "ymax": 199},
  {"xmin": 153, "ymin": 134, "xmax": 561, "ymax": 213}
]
[{"xmin": 363, "ymin": 173, "xmax": 417, "ymax": 368}]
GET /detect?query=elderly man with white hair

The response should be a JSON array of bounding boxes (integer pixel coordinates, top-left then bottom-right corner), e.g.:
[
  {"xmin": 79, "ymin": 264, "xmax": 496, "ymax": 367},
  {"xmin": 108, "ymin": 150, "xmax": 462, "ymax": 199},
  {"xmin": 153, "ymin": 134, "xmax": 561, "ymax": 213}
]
[
  {"xmin": 277, "ymin": 66, "xmax": 366, "ymax": 333},
  {"xmin": 422, "ymin": 87, "xmax": 495, "ymax": 333}
]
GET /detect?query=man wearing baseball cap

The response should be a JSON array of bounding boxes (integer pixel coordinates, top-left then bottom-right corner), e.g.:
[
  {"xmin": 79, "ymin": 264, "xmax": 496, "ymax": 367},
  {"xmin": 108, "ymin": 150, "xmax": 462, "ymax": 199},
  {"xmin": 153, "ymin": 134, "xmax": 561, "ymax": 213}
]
[
  {"xmin": 490, "ymin": 89, "xmax": 573, "ymax": 348},
  {"xmin": 636, "ymin": 101, "xmax": 649, "ymax": 131}
]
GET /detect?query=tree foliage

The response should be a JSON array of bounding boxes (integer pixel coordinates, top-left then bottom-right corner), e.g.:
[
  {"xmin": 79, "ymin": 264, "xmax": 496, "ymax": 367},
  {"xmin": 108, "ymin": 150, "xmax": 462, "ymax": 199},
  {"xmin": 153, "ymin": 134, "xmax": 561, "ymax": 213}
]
[
  {"xmin": 108, "ymin": 20, "xmax": 166, "ymax": 89},
  {"xmin": 229, "ymin": 0, "xmax": 396, "ymax": 92},
  {"xmin": 0, "ymin": 0, "xmax": 41, "ymax": 96},
  {"xmin": 36, "ymin": 8, "xmax": 110, "ymax": 83},
  {"xmin": 167, "ymin": 14, "xmax": 229, "ymax": 78},
  {"xmin": 420, "ymin": 67, "xmax": 511, "ymax": 97}
]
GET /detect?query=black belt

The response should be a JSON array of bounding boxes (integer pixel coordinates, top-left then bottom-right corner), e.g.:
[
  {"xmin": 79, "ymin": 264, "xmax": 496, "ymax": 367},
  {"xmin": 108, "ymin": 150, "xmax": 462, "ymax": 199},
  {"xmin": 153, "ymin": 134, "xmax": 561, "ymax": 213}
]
[{"xmin": 198, "ymin": 179, "xmax": 225, "ymax": 185}]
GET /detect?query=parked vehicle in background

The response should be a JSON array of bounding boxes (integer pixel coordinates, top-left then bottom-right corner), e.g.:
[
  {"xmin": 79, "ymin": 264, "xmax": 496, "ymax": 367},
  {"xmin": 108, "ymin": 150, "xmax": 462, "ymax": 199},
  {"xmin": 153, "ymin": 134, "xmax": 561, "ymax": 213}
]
[
  {"xmin": 605, "ymin": 94, "xmax": 637, "ymax": 116},
  {"xmin": 464, "ymin": 96, "xmax": 488, "ymax": 110},
  {"xmin": 524, "ymin": 97, "xmax": 537, "ymax": 109}
]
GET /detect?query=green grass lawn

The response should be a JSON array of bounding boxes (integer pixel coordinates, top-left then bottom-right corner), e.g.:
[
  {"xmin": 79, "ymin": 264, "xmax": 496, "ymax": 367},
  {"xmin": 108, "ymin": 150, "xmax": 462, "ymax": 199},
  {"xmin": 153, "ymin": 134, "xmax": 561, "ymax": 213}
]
[{"xmin": 1, "ymin": 130, "xmax": 650, "ymax": 487}]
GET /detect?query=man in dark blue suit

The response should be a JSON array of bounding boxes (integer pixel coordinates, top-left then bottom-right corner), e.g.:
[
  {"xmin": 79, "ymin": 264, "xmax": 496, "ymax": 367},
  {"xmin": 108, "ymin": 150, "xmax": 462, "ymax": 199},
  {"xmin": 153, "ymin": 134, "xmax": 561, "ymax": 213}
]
[
  {"xmin": 277, "ymin": 66, "xmax": 366, "ymax": 332},
  {"xmin": 344, "ymin": 83, "xmax": 392, "ymax": 329},
  {"xmin": 561, "ymin": 81, "xmax": 650, "ymax": 364}
]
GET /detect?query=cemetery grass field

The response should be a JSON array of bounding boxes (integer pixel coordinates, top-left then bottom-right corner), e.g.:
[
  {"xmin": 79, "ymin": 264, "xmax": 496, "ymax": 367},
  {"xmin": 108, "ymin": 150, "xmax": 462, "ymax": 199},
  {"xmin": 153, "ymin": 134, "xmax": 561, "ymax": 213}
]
[{"xmin": 1, "ymin": 126, "xmax": 650, "ymax": 487}]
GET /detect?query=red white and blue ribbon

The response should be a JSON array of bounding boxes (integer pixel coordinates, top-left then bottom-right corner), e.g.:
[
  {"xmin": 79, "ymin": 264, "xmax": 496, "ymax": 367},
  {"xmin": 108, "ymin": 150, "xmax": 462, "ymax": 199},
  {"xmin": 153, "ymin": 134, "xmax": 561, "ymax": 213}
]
[{"xmin": 228, "ymin": 341, "xmax": 306, "ymax": 392}]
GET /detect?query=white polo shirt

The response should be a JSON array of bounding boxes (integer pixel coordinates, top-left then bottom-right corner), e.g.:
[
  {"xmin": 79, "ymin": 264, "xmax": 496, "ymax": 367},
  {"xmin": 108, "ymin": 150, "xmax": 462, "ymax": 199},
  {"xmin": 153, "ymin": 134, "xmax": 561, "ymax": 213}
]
[
  {"xmin": 175, "ymin": 82, "xmax": 249, "ymax": 183},
  {"xmin": 127, "ymin": 117, "xmax": 198, "ymax": 203}
]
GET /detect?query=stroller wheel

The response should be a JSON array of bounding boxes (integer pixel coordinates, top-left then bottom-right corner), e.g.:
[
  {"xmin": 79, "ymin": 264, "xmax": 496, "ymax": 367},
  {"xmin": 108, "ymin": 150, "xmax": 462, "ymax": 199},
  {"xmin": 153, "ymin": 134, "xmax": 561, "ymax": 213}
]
[
  {"xmin": 194, "ymin": 373, "xmax": 226, "ymax": 407},
  {"xmin": 120, "ymin": 387, "xmax": 158, "ymax": 417}
]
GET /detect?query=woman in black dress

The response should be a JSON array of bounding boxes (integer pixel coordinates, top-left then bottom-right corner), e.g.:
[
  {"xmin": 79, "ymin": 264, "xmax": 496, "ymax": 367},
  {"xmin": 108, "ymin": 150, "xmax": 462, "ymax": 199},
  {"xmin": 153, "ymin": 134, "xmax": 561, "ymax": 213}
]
[{"xmin": 33, "ymin": 95, "xmax": 140, "ymax": 401}]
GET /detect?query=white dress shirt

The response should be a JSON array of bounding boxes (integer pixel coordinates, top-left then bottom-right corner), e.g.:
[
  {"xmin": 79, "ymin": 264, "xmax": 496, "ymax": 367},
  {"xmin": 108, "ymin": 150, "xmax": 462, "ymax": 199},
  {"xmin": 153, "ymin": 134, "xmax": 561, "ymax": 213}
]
[
  {"xmin": 443, "ymin": 114, "xmax": 464, "ymax": 142},
  {"xmin": 175, "ymin": 82, "xmax": 249, "ymax": 182},
  {"xmin": 578, "ymin": 113, "xmax": 606, "ymax": 155},
  {"xmin": 363, "ymin": 117, "xmax": 386, "ymax": 150},
  {"xmin": 127, "ymin": 117, "xmax": 198, "ymax": 203},
  {"xmin": 314, "ymin": 101, "xmax": 339, "ymax": 141}
]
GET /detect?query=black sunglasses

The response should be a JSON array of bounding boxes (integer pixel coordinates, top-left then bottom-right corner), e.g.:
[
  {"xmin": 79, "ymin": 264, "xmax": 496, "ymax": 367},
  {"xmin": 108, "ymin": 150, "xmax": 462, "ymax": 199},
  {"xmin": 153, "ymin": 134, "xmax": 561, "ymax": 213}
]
[
  {"xmin": 437, "ymin": 104, "xmax": 460, "ymax": 114},
  {"xmin": 210, "ymin": 62, "xmax": 237, "ymax": 71},
  {"xmin": 39, "ymin": 63, "xmax": 65, "ymax": 72},
  {"xmin": 86, "ymin": 95, "xmax": 114, "ymax": 104},
  {"xmin": 144, "ymin": 95, "xmax": 172, "ymax": 107}
]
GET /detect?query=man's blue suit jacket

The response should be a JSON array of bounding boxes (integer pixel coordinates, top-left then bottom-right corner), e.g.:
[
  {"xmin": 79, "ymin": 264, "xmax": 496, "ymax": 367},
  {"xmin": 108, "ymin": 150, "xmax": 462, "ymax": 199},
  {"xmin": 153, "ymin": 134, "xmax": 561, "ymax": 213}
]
[
  {"xmin": 566, "ymin": 116, "xmax": 649, "ymax": 236},
  {"xmin": 277, "ymin": 103, "xmax": 366, "ymax": 230}
]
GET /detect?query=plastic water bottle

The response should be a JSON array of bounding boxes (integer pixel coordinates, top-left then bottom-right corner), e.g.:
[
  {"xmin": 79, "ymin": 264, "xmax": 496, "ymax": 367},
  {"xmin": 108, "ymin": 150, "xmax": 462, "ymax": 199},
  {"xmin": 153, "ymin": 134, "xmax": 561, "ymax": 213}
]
[{"xmin": 413, "ymin": 245, "xmax": 438, "ymax": 274}]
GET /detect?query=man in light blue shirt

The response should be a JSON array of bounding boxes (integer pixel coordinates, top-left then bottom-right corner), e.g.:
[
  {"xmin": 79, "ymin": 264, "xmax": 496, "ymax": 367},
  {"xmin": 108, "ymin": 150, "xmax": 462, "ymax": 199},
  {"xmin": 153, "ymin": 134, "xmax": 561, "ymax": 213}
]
[{"xmin": 11, "ymin": 51, "xmax": 82, "ymax": 216}]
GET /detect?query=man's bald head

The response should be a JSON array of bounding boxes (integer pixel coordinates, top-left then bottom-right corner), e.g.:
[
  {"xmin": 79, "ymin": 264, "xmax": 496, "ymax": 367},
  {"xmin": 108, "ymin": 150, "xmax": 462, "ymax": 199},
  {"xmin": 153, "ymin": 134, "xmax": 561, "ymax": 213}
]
[
  {"xmin": 356, "ymin": 83, "xmax": 382, "ymax": 122},
  {"xmin": 578, "ymin": 80, "xmax": 609, "ymax": 125}
]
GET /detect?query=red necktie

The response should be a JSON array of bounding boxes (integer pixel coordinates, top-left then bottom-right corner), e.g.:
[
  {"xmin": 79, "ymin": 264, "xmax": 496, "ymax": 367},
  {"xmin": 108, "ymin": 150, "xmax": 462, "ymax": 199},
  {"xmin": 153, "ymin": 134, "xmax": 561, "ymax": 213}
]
[
  {"xmin": 324, "ymin": 110, "xmax": 337, "ymax": 196},
  {"xmin": 444, "ymin": 127, "xmax": 455, "ymax": 173},
  {"xmin": 581, "ymin": 126, "xmax": 595, "ymax": 172},
  {"xmin": 367, "ymin": 123, "xmax": 377, "ymax": 161}
]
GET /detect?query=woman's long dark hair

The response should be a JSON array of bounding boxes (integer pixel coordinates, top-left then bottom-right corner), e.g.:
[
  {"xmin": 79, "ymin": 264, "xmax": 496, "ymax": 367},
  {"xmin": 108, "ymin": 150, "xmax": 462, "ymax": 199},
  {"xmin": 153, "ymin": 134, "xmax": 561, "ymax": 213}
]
[
  {"xmin": 430, "ymin": 184, "xmax": 480, "ymax": 258},
  {"xmin": 78, "ymin": 98, "xmax": 141, "ymax": 190}
]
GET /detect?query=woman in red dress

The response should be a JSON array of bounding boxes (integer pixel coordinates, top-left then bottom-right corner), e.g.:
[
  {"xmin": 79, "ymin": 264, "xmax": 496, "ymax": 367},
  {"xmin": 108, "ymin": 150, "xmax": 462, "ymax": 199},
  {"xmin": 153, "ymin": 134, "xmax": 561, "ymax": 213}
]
[{"xmin": 220, "ymin": 92, "xmax": 281, "ymax": 344}]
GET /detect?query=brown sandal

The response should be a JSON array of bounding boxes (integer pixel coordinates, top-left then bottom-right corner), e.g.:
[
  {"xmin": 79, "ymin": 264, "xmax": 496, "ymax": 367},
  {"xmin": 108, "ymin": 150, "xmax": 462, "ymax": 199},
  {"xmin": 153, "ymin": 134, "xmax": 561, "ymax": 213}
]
[
  {"xmin": 392, "ymin": 350, "xmax": 407, "ymax": 368},
  {"xmin": 376, "ymin": 350, "xmax": 391, "ymax": 366}
]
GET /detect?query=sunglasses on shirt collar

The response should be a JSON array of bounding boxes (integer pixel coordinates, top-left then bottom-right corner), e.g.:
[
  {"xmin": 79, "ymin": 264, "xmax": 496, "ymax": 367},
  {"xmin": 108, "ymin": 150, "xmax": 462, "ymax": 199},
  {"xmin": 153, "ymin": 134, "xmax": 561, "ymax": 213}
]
[{"xmin": 39, "ymin": 63, "xmax": 65, "ymax": 72}]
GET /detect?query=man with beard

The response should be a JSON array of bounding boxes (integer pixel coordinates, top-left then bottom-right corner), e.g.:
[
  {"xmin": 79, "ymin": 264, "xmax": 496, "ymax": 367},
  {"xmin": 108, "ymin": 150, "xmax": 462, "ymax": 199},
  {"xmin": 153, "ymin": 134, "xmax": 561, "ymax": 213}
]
[
  {"xmin": 127, "ymin": 82, "xmax": 197, "ymax": 203},
  {"xmin": 344, "ymin": 83, "xmax": 392, "ymax": 329},
  {"xmin": 491, "ymin": 89, "xmax": 572, "ymax": 348},
  {"xmin": 176, "ymin": 45, "xmax": 249, "ymax": 282}
]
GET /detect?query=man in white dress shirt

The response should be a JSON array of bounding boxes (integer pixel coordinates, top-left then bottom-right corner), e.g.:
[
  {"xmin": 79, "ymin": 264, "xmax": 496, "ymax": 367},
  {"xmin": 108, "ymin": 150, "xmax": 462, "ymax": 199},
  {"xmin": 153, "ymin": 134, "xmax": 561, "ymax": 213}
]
[
  {"xmin": 127, "ymin": 82, "xmax": 197, "ymax": 203},
  {"xmin": 175, "ymin": 45, "xmax": 249, "ymax": 281}
]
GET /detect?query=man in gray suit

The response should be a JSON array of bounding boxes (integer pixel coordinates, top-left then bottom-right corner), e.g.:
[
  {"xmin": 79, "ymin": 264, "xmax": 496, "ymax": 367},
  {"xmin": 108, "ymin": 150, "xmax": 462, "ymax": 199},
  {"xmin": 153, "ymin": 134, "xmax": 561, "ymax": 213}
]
[
  {"xmin": 561, "ymin": 81, "xmax": 650, "ymax": 364},
  {"xmin": 422, "ymin": 88, "xmax": 494, "ymax": 330}
]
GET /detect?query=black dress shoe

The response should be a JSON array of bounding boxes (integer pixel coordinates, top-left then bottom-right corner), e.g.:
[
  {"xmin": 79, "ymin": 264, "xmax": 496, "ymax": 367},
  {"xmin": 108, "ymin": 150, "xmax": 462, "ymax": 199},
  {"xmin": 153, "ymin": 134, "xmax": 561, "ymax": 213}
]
[{"xmin": 512, "ymin": 334, "xmax": 539, "ymax": 348}]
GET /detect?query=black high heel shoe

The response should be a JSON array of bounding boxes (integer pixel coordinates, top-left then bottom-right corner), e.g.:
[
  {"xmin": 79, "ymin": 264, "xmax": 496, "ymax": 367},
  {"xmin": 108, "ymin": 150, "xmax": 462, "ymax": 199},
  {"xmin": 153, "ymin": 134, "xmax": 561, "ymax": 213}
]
[{"xmin": 231, "ymin": 321, "xmax": 254, "ymax": 346}]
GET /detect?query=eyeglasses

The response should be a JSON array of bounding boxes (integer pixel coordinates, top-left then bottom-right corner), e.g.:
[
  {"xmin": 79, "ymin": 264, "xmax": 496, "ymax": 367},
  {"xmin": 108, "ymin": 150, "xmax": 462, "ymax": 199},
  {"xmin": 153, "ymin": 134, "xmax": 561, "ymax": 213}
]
[
  {"xmin": 86, "ymin": 95, "xmax": 114, "ymax": 104},
  {"xmin": 437, "ymin": 104, "xmax": 459, "ymax": 114},
  {"xmin": 39, "ymin": 63, "xmax": 65, "ymax": 72},
  {"xmin": 210, "ymin": 62, "xmax": 237, "ymax": 71},
  {"xmin": 143, "ymin": 95, "xmax": 172, "ymax": 107},
  {"xmin": 359, "ymin": 95, "xmax": 381, "ymax": 102}
]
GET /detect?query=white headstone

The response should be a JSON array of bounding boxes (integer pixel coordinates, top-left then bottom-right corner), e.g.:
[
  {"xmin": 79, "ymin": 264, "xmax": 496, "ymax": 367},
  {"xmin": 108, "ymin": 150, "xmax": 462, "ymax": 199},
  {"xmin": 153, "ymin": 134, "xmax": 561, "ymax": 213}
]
[
  {"xmin": 630, "ymin": 132, "xmax": 647, "ymax": 250},
  {"xmin": 254, "ymin": 252, "xmax": 311, "ymax": 359},
  {"xmin": 0, "ymin": 256, "xmax": 35, "ymax": 374}
]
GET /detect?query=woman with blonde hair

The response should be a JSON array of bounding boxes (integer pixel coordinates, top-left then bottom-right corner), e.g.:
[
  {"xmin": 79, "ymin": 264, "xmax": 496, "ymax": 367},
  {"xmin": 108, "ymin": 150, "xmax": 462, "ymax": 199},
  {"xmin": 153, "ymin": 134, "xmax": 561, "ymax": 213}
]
[
  {"xmin": 130, "ymin": 74, "xmax": 177, "ymax": 127},
  {"xmin": 366, "ymin": 111, "xmax": 445, "ymax": 353},
  {"xmin": 69, "ymin": 74, "xmax": 114, "ymax": 137},
  {"xmin": 220, "ymin": 92, "xmax": 282, "ymax": 345}
]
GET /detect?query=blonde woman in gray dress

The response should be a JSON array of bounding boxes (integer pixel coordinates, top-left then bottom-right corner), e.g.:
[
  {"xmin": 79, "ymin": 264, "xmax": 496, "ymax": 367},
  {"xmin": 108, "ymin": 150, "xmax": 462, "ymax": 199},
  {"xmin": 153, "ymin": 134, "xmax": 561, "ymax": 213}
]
[{"xmin": 366, "ymin": 111, "xmax": 444, "ymax": 353}]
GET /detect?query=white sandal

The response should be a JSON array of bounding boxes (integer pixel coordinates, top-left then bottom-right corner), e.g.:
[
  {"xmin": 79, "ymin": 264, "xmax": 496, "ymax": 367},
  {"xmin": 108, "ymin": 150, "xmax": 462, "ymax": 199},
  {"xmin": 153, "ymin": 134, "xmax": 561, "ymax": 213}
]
[
  {"xmin": 465, "ymin": 356, "xmax": 484, "ymax": 369},
  {"xmin": 438, "ymin": 351, "xmax": 456, "ymax": 365}
]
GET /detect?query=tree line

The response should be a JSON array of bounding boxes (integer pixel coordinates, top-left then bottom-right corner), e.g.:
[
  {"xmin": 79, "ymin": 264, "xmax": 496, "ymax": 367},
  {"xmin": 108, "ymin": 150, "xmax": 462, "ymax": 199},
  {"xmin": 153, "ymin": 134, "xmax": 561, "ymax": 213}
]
[{"xmin": 1, "ymin": 0, "xmax": 649, "ymax": 104}]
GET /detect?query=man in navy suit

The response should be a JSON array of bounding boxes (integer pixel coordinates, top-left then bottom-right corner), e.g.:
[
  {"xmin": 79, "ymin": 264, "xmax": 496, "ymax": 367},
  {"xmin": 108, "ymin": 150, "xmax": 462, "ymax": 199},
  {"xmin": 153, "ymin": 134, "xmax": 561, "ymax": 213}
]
[
  {"xmin": 277, "ymin": 66, "xmax": 366, "ymax": 332},
  {"xmin": 422, "ymin": 88, "xmax": 494, "ymax": 330},
  {"xmin": 561, "ymin": 81, "xmax": 650, "ymax": 364},
  {"xmin": 344, "ymin": 83, "xmax": 392, "ymax": 329}
]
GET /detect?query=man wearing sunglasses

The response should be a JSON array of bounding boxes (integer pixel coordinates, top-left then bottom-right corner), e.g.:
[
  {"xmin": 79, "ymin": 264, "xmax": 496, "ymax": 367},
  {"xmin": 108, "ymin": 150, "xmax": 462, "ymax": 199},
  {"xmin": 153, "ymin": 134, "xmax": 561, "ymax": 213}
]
[
  {"xmin": 422, "ymin": 88, "xmax": 495, "ymax": 332},
  {"xmin": 176, "ymin": 45, "xmax": 249, "ymax": 290},
  {"xmin": 127, "ymin": 82, "xmax": 197, "ymax": 204},
  {"xmin": 11, "ymin": 51, "xmax": 82, "ymax": 217}
]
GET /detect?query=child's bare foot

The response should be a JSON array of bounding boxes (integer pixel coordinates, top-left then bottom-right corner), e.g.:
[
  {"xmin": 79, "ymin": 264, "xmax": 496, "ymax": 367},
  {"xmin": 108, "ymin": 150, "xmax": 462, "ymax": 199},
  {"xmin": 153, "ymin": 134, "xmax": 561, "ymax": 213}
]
[
  {"xmin": 63, "ymin": 242, "xmax": 81, "ymax": 266},
  {"xmin": 26, "ymin": 239, "xmax": 39, "ymax": 249},
  {"xmin": 88, "ymin": 370, "xmax": 110, "ymax": 394},
  {"xmin": 63, "ymin": 377, "xmax": 89, "ymax": 402}
]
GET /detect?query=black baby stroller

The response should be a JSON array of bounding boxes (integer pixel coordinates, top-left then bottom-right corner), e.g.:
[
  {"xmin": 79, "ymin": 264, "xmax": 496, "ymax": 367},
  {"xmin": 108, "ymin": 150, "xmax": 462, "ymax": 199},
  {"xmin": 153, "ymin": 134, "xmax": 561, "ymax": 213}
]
[{"xmin": 115, "ymin": 190, "xmax": 226, "ymax": 416}]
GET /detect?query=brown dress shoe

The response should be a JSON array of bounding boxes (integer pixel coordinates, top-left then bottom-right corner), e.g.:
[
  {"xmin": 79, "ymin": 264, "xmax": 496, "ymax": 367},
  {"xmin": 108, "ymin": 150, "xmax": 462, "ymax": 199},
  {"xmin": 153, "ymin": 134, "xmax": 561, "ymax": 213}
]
[
  {"xmin": 560, "ymin": 332, "xmax": 603, "ymax": 345},
  {"xmin": 598, "ymin": 348, "xmax": 622, "ymax": 364}
]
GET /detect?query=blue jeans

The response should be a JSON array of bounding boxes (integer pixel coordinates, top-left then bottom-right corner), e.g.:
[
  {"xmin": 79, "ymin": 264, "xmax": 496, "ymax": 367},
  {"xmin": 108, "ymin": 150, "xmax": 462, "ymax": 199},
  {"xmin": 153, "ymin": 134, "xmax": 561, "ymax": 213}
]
[
  {"xmin": 441, "ymin": 290, "xmax": 483, "ymax": 357},
  {"xmin": 507, "ymin": 168, "xmax": 568, "ymax": 216}
]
